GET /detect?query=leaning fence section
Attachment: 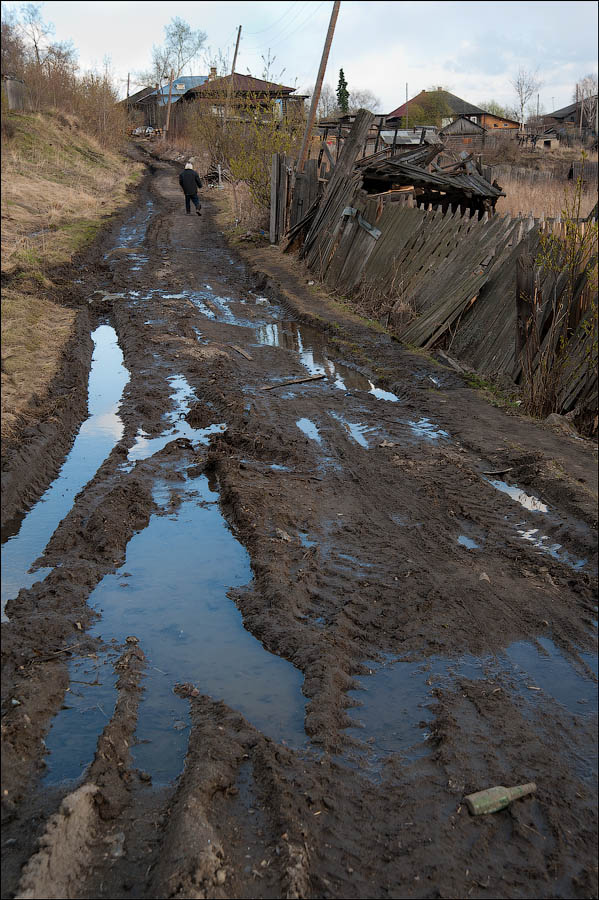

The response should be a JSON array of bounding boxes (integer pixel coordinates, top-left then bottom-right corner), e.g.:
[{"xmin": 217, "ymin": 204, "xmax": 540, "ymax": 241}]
[{"xmin": 269, "ymin": 112, "xmax": 598, "ymax": 426}]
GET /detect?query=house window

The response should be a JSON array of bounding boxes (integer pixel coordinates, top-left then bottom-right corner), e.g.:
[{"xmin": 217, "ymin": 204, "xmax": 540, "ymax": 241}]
[
  {"xmin": 493, "ymin": 123, "xmax": 498, "ymax": 127},
  {"xmin": 176, "ymin": 84, "xmax": 185, "ymax": 90},
  {"xmin": 463, "ymin": 137, "xmax": 472, "ymax": 144}
]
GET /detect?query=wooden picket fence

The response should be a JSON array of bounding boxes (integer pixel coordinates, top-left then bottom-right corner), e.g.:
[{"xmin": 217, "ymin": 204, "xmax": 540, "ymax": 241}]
[{"xmin": 269, "ymin": 112, "xmax": 598, "ymax": 423}]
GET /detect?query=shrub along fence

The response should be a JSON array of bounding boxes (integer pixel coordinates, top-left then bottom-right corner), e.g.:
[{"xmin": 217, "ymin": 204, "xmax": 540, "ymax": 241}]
[{"xmin": 270, "ymin": 111, "xmax": 598, "ymax": 429}]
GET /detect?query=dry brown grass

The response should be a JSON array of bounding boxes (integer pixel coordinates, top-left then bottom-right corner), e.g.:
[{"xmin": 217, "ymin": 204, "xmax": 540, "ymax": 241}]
[
  {"xmin": 1, "ymin": 111, "xmax": 143, "ymax": 441},
  {"xmin": 1, "ymin": 111, "xmax": 143, "ymax": 274},
  {"xmin": 209, "ymin": 182, "xmax": 268, "ymax": 234},
  {"xmin": 496, "ymin": 177, "xmax": 597, "ymax": 219},
  {"xmin": 1, "ymin": 289, "xmax": 75, "ymax": 440}
]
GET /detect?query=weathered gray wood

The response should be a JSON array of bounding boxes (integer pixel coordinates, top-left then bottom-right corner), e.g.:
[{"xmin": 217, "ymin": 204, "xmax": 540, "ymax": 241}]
[
  {"xmin": 516, "ymin": 252, "xmax": 536, "ymax": 365},
  {"xmin": 277, "ymin": 154, "xmax": 289, "ymax": 242},
  {"xmin": 270, "ymin": 153, "xmax": 279, "ymax": 244}
]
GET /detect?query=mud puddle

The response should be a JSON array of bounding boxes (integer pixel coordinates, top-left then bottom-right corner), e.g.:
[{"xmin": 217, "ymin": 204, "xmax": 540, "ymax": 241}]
[
  {"xmin": 43, "ymin": 471, "xmax": 307, "ymax": 786},
  {"xmin": 108, "ymin": 198, "xmax": 154, "ymax": 254},
  {"xmin": 345, "ymin": 639, "xmax": 597, "ymax": 770},
  {"xmin": 484, "ymin": 476, "xmax": 594, "ymax": 572},
  {"xmin": 1, "ymin": 325, "xmax": 128, "ymax": 621},
  {"xmin": 126, "ymin": 374, "xmax": 226, "ymax": 466},
  {"xmin": 255, "ymin": 320, "xmax": 401, "ymax": 401}
]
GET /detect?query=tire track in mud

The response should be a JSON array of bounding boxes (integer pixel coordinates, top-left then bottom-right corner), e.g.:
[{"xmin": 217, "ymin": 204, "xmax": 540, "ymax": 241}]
[{"xmin": 2, "ymin": 152, "xmax": 597, "ymax": 899}]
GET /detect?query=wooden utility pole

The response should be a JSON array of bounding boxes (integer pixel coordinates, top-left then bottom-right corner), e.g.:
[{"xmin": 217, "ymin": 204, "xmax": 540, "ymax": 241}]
[
  {"xmin": 405, "ymin": 82, "xmax": 409, "ymax": 129},
  {"xmin": 224, "ymin": 25, "xmax": 242, "ymax": 126},
  {"xmin": 296, "ymin": 1, "xmax": 341, "ymax": 173},
  {"xmin": 163, "ymin": 69, "xmax": 174, "ymax": 139}
]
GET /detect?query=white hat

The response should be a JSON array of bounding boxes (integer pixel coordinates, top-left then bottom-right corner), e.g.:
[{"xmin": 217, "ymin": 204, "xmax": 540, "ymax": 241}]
[{"xmin": 185, "ymin": 162, "xmax": 193, "ymax": 169}]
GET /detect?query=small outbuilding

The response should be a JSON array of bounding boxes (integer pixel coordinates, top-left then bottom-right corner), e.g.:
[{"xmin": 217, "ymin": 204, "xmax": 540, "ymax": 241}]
[{"xmin": 439, "ymin": 116, "xmax": 486, "ymax": 153}]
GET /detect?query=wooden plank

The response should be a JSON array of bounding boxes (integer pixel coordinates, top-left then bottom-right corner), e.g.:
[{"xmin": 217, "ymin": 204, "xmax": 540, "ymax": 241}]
[
  {"xmin": 230, "ymin": 345, "xmax": 253, "ymax": 361},
  {"xmin": 277, "ymin": 153, "xmax": 289, "ymax": 242},
  {"xmin": 261, "ymin": 374, "xmax": 325, "ymax": 391},
  {"xmin": 269, "ymin": 153, "xmax": 279, "ymax": 244},
  {"xmin": 336, "ymin": 197, "xmax": 381, "ymax": 292},
  {"xmin": 325, "ymin": 195, "xmax": 367, "ymax": 287},
  {"xmin": 516, "ymin": 252, "xmax": 535, "ymax": 366}
]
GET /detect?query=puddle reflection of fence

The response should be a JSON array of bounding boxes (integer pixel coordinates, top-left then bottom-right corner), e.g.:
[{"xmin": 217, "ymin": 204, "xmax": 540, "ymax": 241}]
[{"xmin": 1, "ymin": 326, "xmax": 129, "ymax": 622}]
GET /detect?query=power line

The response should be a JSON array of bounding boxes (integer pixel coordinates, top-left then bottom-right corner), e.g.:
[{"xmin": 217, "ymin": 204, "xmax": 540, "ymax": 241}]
[
  {"xmin": 244, "ymin": 2, "xmax": 304, "ymax": 36},
  {"xmin": 241, "ymin": 2, "xmax": 317, "ymax": 51},
  {"xmin": 272, "ymin": 1, "xmax": 328, "ymax": 48},
  {"xmin": 242, "ymin": 1, "xmax": 327, "ymax": 54}
]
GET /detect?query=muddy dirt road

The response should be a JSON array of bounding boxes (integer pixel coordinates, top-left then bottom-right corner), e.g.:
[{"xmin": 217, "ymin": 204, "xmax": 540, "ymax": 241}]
[{"xmin": 2, "ymin": 153, "xmax": 598, "ymax": 899}]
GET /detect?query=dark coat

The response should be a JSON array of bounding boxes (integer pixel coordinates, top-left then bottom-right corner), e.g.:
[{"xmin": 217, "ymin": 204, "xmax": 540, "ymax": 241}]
[{"xmin": 179, "ymin": 168, "xmax": 202, "ymax": 196}]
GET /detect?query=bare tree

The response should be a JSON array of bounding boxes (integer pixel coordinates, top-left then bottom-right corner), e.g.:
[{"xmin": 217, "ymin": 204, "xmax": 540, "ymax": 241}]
[
  {"xmin": 139, "ymin": 17, "xmax": 207, "ymax": 86},
  {"xmin": 202, "ymin": 47, "xmax": 230, "ymax": 78},
  {"xmin": 574, "ymin": 72, "xmax": 598, "ymax": 128},
  {"xmin": 1, "ymin": 7, "xmax": 26, "ymax": 76},
  {"xmin": 348, "ymin": 88, "xmax": 381, "ymax": 113},
  {"xmin": 304, "ymin": 83, "xmax": 339, "ymax": 120},
  {"xmin": 511, "ymin": 66, "xmax": 542, "ymax": 128},
  {"xmin": 20, "ymin": 3, "xmax": 55, "ymax": 66},
  {"xmin": 260, "ymin": 49, "xmax": 286, "ymax": 84}
]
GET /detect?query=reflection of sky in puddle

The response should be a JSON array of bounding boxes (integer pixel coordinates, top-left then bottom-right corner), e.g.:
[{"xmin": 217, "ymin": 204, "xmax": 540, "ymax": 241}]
[
  {"xmin": 296, "ymin": 418, "xmax": 321, "ymax": 443},
  {"xmin": 517, "ymin": 527, "xmax": 587, "ymax": 569},
  {"xmin": 1, "ymin": 326, "xmax": 129, "ymax": 621},
  {"xmin": 408, "ymin": 418, "xmax": 449, "ymax": 441},
  {"xmin": 346, "ymin": 637, "xmax": 598, "ymax": 767},
  {"xmin": 108, "ymin": 199, "xmax": 154, "ymax": 255},
  {"xmin": 43, "ymin": 475, "xmax": 307, "ymax": 785},
  {"xmin": 486, "ymin": 478, "xmax": 548, "ymax": 513},
  {"xmin": 43, "ymin": 649, "xmax": 119, "ymax": 784},
  {"xmin": 368, "ymin": 383, "xmax": 400, "ymax": 402},
  {"xmin": 126, "ymin": 375, "xmax": 226, "ymax": 464},
  {"xmin": 457, "ymin": 535, "xmax": 480, "ymax": 549},
  {"xmin": 329, "ymin": 412, "xmax": 375, "ymax": 448},
  {"xmin": 255, "ymin": 322, "xmax": 401, "ymax": 402},
  {"xmin": 485, "ymin": 478, "xmax": 592, "ymax": 571}
]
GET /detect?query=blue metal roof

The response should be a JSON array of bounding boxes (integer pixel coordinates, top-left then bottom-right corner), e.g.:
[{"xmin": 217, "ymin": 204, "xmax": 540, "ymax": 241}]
[{"xmin": 154, "ymin": 75, "xmax": 208, "ymax": 106}]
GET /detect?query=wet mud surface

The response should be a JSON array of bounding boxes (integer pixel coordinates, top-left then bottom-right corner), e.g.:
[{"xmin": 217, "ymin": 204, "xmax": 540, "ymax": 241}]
[{"xmin": 1, "ymin": 151, "xmax": 597, "ymax": 899}]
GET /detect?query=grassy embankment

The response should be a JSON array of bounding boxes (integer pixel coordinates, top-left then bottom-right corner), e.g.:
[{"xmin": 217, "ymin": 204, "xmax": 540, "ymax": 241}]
[{"xmin": 1, "ymin": 110, "xmax": 143, "ymax": 440}]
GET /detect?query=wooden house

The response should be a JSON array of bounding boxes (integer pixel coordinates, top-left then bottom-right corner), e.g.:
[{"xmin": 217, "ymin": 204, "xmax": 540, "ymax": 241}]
[
  {"xmin": 387, "ymin": 89, "xmax": 486, "ymax": 127},
  {"xmin": 181, "ymin": 73, "xmax": 306, "ymax": 122},
  {"xmin": 543, "ymin": 97, "xmax": 597, "ymax": 131},
  {"xmin": 439, "ymin": 116, "xmax": 486, "ymax": 153},
  {"xmin": 479, "ymin": 112, "xmax": 519, "ymax": 131}
]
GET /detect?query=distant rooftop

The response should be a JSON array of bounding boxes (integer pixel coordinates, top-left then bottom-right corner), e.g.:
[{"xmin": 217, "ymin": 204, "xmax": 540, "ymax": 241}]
[
  {"xmin": 388, "ymin": 89, "xmax": 485, "ymax": 120},
  {"xmin": 154, "ymin": 75, "xmax": 208, "ymax": 106},
  {"xmin": 187, "ymin": 73, "xmax": 297, "ymax": 96}
]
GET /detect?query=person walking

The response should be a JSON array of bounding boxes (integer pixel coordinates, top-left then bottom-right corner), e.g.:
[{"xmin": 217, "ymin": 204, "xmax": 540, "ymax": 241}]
[{"xmin": 179, "ymin": 162, "xmax": 202, "ymax": 216}]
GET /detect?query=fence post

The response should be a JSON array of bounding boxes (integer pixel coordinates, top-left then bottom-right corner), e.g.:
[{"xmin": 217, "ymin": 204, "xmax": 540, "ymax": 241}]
[{"xmin": 270, "ymin": 153, "xmax": 279, "ymax": 244}]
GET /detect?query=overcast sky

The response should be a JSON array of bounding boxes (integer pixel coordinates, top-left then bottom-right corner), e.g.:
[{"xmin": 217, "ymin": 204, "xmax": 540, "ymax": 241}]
[{"xmin": 4, "ymin": 1, "xmax": 598, "ymax": 113}]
